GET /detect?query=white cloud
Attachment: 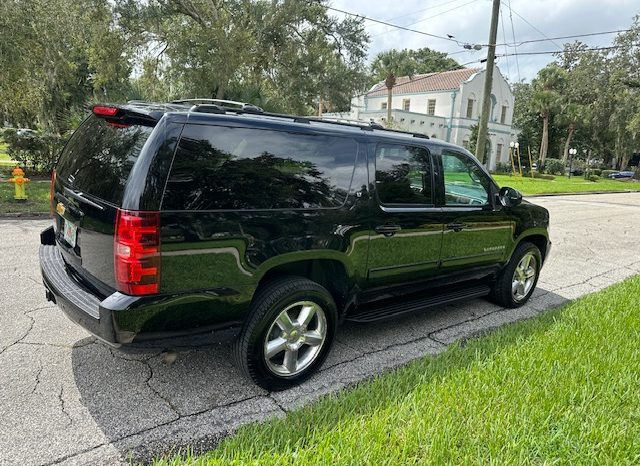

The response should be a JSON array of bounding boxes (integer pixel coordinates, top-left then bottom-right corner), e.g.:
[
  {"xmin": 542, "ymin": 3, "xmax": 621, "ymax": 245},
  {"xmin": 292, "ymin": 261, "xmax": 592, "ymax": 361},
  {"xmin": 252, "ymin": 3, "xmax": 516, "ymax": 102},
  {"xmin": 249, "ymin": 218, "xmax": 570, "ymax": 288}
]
[{"xmin": 330, "ymin": 0, "xmax": 639, "ymax": 81}]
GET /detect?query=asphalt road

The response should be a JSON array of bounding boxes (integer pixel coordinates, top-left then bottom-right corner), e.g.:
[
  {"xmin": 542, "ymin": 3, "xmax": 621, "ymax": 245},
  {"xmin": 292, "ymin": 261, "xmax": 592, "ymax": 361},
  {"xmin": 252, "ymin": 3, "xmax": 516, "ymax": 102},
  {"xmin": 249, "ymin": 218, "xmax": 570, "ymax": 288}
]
[{"xmin": 1, "ymin": 193, "xmax": 639, "ymax": 466}]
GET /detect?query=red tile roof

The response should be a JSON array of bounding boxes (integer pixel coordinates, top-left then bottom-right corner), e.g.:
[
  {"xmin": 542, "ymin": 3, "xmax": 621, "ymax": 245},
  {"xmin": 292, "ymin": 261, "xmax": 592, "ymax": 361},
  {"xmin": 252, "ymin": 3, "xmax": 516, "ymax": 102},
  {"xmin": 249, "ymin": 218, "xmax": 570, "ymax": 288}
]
[{"xmin": 366, "ymin": 67, "xmax": 482, "ymax": 96}]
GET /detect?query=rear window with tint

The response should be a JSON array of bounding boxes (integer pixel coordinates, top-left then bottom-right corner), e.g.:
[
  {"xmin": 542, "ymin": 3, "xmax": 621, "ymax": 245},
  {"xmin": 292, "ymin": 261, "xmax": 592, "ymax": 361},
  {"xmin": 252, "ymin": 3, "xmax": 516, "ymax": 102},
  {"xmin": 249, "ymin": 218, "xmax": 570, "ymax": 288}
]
[
  {"xmin": 163, "ymin": 124, "xmax": 358, "ymax": 210},
  {"xmin": 56, "ymin": 115, "xmax": 154, "ymax": 204}
]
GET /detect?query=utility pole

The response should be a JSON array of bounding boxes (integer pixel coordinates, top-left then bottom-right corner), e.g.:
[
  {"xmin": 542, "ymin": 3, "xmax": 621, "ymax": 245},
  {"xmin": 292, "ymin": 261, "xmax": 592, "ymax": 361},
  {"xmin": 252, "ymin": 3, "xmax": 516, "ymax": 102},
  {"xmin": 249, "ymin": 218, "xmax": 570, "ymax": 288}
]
[{"xmin": 475, "ymin": 0, "xmax": 500, "ymax": 167}]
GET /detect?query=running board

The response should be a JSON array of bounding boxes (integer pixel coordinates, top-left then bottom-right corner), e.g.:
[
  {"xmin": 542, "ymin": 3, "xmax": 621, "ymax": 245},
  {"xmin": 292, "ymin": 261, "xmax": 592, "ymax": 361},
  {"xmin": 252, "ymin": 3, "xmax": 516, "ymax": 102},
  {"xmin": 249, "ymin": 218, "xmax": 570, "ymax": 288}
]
[{"xmin": 346, "ymin": 285, "xmax": 491, "ymax": 323}]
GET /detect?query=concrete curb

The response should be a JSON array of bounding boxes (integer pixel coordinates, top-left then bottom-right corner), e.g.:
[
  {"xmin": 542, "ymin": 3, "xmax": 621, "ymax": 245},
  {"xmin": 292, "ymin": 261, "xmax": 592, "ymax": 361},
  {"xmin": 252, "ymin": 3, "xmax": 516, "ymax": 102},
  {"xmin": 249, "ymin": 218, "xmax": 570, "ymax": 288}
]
[{"xmin": 525, "ymin": 190, "xmax": 639, "ymax": 198}]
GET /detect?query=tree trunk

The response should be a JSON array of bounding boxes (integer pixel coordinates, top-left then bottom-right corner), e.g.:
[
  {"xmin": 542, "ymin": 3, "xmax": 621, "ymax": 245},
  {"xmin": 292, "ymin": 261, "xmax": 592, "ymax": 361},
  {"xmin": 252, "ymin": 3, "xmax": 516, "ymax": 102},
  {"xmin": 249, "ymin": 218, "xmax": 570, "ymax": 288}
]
[
  {"xmin": 216, "ymin": 83, "xmax": 226, "ymax": 100},
  {"xmin": 386, "ymin": 87, "xmax": 392, "ymax": 126},
  {"xmin": 562, "ymin": 124, "xmax": 575, "ymax": 163},
  {"xmin": 384, "ymin": 73, "xmax": 396, "ymax": 127},
  {"xmin": 539, "ymin": 113, "xmax": 549, "ymax": 165}
]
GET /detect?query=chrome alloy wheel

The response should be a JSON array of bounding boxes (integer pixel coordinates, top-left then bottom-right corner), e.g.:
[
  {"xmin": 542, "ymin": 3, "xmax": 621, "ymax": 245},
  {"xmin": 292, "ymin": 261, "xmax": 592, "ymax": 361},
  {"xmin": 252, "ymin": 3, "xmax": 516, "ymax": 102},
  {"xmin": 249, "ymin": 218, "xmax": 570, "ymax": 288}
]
[
  {"xmin": 263, "ymin": 301, "xmax": 328, "ymax": 377},
  {"xmin": 512, "ymin": 252, "xmax": 538, "ymax": 302}
]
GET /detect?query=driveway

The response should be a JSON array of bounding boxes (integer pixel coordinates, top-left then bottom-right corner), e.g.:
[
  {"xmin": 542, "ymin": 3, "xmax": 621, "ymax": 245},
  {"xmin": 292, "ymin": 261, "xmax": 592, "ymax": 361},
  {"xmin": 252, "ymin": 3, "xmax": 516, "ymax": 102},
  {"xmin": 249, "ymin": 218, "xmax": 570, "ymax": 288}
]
[{"xmin": 1, "ymin": 193, "xmax": 639, "ymax": 466}]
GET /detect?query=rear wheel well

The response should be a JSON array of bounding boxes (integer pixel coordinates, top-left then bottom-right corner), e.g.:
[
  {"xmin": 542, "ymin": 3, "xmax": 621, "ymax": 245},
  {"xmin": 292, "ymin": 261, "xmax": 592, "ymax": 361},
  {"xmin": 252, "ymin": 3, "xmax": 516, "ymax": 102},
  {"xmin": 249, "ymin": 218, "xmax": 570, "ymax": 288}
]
[
  {"xmin": 258, "ymin": 260, "xmax": 350, "ymax": 313},
  {"xmin": 519, "ymin": 234, "xmax": 548, "ymax": 261}
]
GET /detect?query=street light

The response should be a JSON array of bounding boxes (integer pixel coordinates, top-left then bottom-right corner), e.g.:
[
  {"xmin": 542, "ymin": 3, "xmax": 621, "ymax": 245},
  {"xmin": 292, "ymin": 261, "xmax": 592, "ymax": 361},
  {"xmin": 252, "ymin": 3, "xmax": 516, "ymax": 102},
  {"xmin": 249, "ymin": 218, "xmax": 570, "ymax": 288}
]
[
  {"xmin": 509, "ymin": 141, "xmax": 522, "ymax": 176},
  {"xmin": 568, "ymin": 148, "xmax": 577, "ymax": 178}
]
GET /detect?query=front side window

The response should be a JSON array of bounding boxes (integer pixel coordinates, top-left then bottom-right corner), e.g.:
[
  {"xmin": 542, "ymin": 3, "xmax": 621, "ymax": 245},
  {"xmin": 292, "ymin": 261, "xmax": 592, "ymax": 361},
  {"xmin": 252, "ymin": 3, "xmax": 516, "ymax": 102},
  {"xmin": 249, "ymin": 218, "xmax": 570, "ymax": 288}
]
[
  {"xmin": 375, "ymin": 144, "xmax": 433, "ymax": 206},
  {"xmin": 442, "ymin": 151, "xmax": 491, "ymax": 206},
  {"xmin": 163, "ymin": 125, "xmax": 357, "ymax": 210}
]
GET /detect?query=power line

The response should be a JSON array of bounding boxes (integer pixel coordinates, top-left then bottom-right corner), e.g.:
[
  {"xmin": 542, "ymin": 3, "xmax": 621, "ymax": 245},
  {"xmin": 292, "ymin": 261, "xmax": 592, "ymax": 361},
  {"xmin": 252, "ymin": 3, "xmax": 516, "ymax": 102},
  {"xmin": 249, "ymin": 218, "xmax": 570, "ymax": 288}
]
[
  {"xmin": 498, "ymin": 29, "xmax": 631, "ymax": 47},
  {"xmin": 325, "ymin": 5, "xmax": 465, "ymax": 45},
  {"xmin": 370, "ymin": 0, "xmax": 481, "ymax": 39},
  {"xmin": 496, "ymin": 43, "xmax": 638, "ymax": 58},
  {"xmin": 507, "ymin": 0, "xmax": 521, "ymax": 82},
  {"xmin": 382, "ymin": 0, "xmax": 471, "ymax": 25},
  {"xmin": 499, "ymin": 5, "xmax": 511, "ymax": 78},
  {"xmin": 500, "ymin": 2, "xmax": 562, "ymax": 49}
]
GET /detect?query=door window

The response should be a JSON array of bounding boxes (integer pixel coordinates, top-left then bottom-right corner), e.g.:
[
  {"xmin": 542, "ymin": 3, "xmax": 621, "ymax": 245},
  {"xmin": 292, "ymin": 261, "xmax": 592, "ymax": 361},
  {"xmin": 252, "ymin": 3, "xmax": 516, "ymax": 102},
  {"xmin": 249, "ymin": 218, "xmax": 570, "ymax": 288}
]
[
  {"xmin": 442, "ymin": 151, "xmax": 491, "ymax": 206},
  {"xmin": 375, "ymin": 144, "xmax": 433, "ymax": 206}
]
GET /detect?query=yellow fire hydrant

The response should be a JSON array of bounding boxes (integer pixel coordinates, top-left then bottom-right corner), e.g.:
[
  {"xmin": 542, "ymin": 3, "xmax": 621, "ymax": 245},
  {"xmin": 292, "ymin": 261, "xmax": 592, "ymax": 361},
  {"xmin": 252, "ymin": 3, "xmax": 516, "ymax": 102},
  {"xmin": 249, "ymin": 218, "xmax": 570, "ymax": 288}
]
[{"xmin": 7, "ymin": 166, "xmax": 30, "ymax": 200}]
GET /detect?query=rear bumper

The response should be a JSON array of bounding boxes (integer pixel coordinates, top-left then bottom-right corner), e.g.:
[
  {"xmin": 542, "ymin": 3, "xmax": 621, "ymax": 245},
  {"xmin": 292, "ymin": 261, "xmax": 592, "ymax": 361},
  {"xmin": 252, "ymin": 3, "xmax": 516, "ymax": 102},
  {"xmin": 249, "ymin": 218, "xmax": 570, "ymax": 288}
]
[{"xmin": 39, "ymin": 226, "xmax": 243, "ymax": 349}]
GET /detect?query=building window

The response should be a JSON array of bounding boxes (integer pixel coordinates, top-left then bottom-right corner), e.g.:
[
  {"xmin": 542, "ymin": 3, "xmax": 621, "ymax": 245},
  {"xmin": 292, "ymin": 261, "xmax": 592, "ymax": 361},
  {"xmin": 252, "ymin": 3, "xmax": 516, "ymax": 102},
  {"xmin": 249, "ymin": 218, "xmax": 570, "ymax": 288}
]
[
  {"xmin": 420, "ymin": 121, "xmax": 425, "ymax": 125},
  {"xmin": 466, "ymin": 99, "xmax": 475, "ymax": 118},
  {"xmin": 427, "ymin": 99, "xmax": 436, "ymax": 115},
  {"xmin": 462, "ymin": 140, "xmax": 469, "ymax": 149},
  {"xmin": 400, "ymin": 118, "xmax": 405, "ymax": 122},
  {"xmin": 381, "ymin": 102, "xmax": 387, "ymax": 110},
  {"xmin": 500, "ymin": 105, "xmax": 508, "ymax": 124},
  {"xmin": 430, "ymin": 122, "xmax": 435, "ymax": 127},
  {"xmin": 402, "ymin": 99, "xmax": 410, "ymax": 111},
  {"xmin": 496, "ymin": 143, "xmax": 503, "ymax": 162},
  {"xmin": 410, "ymin": 119, "xmax": 415, "ymax": 124}
]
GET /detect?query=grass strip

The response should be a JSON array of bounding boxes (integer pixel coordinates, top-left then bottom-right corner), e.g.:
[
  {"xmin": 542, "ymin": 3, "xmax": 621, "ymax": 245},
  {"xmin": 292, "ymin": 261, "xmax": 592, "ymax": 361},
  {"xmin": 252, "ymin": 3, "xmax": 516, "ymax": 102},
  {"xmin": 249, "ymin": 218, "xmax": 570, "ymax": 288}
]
[
  {"xmin": 0, "ymin": 180, "xmax": 50, "ymax": 214},
  {"xmin": 153, "ymin": 275, "xmax": 640, "ymax": 465},
  {"xmin": 492, "ymin": 174, "xmax": 640, "ymax": 195}
]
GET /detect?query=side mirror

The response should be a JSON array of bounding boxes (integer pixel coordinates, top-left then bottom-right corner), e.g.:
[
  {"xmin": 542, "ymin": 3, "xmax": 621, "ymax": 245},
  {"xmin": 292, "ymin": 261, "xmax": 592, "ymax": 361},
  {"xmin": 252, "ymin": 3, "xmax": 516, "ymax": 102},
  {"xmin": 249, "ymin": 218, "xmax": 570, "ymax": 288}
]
[{"xmin": 499, "ymin": 186, "xmax": 522, "ymax": 208}]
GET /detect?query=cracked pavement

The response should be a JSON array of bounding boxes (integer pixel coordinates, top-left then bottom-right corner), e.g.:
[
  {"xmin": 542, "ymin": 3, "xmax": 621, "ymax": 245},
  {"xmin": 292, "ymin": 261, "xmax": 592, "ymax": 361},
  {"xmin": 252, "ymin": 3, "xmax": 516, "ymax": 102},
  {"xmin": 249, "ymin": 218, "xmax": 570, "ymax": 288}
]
[{"xmin": 1, "ymin": 192, "xmax": 640, "ymax": 466}]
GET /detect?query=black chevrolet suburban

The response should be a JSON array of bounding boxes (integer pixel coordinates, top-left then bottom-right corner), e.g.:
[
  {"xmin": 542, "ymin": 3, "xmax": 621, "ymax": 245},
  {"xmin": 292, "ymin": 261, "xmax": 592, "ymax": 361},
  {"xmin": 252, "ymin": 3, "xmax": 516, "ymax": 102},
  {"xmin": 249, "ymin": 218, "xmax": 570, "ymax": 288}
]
[{"xmin": 40, "ymin": 99, "xmax": 551, "ymax": 389}]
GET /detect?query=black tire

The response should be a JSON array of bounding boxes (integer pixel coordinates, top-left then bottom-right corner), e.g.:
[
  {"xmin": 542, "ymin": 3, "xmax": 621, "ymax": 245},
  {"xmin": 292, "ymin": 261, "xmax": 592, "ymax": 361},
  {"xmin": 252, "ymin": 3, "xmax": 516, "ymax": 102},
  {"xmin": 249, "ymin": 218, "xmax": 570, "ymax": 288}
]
[
  {"xmin": 233, "ymin": 276, "xmax": 338, "ymax": 390},
  {"xmin": 489, "ymin": 241, "xmax": 542, "ymax": 308}
]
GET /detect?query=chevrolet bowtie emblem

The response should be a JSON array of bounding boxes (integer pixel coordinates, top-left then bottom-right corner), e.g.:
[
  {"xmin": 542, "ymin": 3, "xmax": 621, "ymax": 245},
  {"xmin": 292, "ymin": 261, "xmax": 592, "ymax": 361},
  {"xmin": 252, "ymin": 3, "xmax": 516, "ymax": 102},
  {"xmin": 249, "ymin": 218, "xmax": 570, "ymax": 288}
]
[{"xmin": 56, "ymin": 202, "xmax": 65, "ymax": 216}]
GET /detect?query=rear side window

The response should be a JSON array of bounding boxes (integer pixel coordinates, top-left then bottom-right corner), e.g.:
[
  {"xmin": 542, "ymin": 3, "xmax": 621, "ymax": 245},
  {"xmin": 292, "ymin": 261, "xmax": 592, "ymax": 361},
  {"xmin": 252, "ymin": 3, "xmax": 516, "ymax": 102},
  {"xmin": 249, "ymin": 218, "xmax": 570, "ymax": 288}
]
[
  {"xmin": 375, "ymin": 144, "xmax": 433, "ymax": 206},
  {"xmin": 56, "ymin": 115, "xmax": 154, "ymax": 204},
  {"xmin": 163, "ymin": 124, "xmax": 357, "ymax": 210}
]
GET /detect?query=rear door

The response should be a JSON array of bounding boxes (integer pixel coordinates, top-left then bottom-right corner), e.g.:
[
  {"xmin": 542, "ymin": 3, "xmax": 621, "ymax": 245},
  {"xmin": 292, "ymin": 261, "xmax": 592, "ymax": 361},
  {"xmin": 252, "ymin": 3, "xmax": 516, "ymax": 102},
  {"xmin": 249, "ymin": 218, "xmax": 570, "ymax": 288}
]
[
  {"xmin": 52, "ymin": 114, "xmax": 157, "ymax": 291},
  {"xmin": 365, "ymin": 142, "xmax": 444, "ymax": 288}
]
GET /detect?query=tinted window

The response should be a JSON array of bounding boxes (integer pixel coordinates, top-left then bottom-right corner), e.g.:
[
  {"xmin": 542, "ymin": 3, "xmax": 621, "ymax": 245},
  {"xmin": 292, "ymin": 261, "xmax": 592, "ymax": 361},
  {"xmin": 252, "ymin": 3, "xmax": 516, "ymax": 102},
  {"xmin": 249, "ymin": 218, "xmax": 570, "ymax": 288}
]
[
  {"xmin": 163, "ymin": 124, "xmax": 357, "ymax": 210},
  {"xmin": 56, "ymin": 115, "xmax": 154, "ymax": 204},
  {"xmin": 442, "ymin": 151, "xmax": 491, "ymax": 206},
  {"xmin": 375, "ymin": 144, "xmax": 433, "ymax": 205}
]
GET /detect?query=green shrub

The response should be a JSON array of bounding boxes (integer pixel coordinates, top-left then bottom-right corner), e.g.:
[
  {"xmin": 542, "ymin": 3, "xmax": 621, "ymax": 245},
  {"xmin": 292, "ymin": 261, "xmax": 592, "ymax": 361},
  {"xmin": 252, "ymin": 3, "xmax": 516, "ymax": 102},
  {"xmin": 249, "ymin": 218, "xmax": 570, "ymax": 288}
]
[
  {"xmin": 601, "ymin": 170, "xmax": 617, "ymax": 178},
  {"xmin": 543, "ymin": 158, "xmax": 565, "ymax": 175},
  {"xmin": 532, "ymin": 172, "xmax": 555, "ymax": 180},
  {"xmin": 4, "ymin": 131, "xmax": 63, "ymax": 174},
  {"xmin": 588, "ymin": 175, "xmax": 600, "ymax": 182},
  {"xmin": 493, "ymin": 162, "xmax": 512, "ymax": 174}
]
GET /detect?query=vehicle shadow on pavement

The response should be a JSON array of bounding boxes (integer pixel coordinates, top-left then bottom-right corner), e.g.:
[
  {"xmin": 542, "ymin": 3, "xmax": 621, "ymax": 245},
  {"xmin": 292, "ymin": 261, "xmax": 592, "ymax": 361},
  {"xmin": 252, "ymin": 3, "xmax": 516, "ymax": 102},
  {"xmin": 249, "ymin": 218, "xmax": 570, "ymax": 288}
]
[{"xmin": 70, "ymin": 287, "xmax": 569, "ymax": 458}]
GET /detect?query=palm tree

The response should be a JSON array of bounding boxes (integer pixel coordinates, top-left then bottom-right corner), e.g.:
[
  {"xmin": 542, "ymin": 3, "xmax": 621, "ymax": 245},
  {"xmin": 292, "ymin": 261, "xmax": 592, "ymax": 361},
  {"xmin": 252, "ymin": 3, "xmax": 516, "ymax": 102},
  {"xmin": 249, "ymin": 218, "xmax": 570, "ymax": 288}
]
[
  {"xmin": 370, "ymin": 50, "xmax": 416, "ymax": 126},
  {"xmin": 558, "ymin": 103, "xmax": 586, "ymax": 163},
  {"xmin": 531, "ymin": 65, "xmax": 567, "ymax": 166}
]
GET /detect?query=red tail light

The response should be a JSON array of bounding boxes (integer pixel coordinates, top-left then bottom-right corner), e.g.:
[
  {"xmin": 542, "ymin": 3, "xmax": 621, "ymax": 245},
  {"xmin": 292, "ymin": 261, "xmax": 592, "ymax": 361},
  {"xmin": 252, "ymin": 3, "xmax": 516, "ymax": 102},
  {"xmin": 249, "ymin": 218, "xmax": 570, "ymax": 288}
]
[
  {"xmin": 93, "ymin": 105, "xmax": 119, "ymax": 116},
  {"xmin": 114, "ymin": 209, "xmax": 161, "ymax": 295},
  {"xmin": 49, "ymin": 170, "xmax": 56, "ymax": 217}
]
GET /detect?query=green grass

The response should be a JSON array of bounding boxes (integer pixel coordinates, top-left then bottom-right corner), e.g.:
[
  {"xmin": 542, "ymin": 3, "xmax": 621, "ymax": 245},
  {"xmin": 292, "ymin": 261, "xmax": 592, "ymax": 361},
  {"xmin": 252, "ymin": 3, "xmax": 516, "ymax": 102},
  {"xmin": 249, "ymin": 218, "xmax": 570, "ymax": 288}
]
[
  {"xmin": 153, "ymin": 275, "xmax": 640, "ymax": 465},
  {"xmin": 0, "ymin": 180, "xmax": 50, "ymax": 214},
  {"xmin": 492, "ymin": 173, "xmax": 640, "ymax": 195}
]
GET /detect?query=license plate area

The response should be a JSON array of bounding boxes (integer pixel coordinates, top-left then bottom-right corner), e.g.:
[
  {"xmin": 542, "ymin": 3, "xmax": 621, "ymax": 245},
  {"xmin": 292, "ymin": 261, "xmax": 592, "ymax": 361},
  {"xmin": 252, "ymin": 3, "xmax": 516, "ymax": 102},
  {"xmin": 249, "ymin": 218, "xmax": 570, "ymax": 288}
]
[{"xmin": 63, "ymin": 219, "xmax": 78, "ymax": 248}]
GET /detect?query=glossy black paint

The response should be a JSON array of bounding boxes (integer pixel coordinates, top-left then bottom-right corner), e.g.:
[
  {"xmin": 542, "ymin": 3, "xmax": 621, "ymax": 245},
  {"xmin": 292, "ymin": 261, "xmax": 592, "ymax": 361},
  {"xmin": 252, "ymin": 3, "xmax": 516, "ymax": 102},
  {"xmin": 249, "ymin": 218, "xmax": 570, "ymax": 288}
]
[{"xmin": 41, "ymin": 106, "xmax": 551, "ymax": 346}]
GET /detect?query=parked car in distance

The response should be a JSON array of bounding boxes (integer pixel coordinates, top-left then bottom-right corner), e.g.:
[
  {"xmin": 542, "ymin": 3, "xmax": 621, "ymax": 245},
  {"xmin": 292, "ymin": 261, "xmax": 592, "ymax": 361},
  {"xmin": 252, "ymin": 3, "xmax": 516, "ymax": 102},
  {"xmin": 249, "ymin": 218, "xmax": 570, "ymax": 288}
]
[
  {"xmin": 608, "ymin": 171, "xmax": 635, "ymax": 179},
  {"xmin": 40, "ymin": 99, "xmax": 551, "ymax": 389}
]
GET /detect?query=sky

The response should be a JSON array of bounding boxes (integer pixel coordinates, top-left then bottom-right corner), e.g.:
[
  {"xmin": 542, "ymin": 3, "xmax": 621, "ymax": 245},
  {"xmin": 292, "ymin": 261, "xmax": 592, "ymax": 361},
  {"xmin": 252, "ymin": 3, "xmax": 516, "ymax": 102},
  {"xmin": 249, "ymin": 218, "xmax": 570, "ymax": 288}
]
[{"xmin": 330, "ymin": 0, "xmax": 639, "ymax": 83}]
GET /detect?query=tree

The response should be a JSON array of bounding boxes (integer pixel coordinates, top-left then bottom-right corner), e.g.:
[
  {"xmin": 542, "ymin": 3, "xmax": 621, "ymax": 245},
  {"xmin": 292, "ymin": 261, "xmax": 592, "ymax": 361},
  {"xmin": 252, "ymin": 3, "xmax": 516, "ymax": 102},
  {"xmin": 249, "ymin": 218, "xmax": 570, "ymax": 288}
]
[
  {"xmin": 558, "ymin": 103, "xmax": 587, "ymax": 163},
  {"xmin": 531, "ymin": 64, "xmax": 567, "ymax": 166},
  {"xmin": 370, "ymin": 50, "xmax": 416, "ymax": 124},
  {"xmin": 467, "ymin": 123, "xmax": 489, "ymax": 160}
]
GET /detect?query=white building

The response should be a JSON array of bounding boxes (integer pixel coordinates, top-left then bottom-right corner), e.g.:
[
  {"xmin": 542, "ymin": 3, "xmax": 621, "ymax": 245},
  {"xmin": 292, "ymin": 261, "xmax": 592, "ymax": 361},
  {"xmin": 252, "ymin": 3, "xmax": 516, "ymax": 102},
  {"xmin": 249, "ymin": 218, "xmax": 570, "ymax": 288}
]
[{"xmin": 325, "ymin": 65, "xmax": 518, "ymax": 171}]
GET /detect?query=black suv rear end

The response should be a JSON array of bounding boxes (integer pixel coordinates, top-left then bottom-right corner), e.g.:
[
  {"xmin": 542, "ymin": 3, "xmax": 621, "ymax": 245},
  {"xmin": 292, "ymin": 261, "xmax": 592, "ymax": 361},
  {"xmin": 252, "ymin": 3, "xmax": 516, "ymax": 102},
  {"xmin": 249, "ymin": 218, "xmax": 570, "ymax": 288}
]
[{"xmin": 41, "ymin": 100, "xmax": 550, "ymax": 389}]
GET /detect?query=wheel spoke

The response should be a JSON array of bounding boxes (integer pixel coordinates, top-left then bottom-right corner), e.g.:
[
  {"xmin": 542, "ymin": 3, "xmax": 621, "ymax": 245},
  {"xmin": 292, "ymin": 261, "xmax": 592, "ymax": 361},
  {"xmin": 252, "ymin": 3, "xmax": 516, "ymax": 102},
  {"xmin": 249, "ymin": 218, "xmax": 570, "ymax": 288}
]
[
  {"xmin": 525, "ymin": 268, "xmax": 536, "ymax": 279},
  {"xmin": 303, "ymin": 330, "xmax": 324, "ymax": 347},
  {"xmin": 512, "ymin": 280, "xmax": 520, "ymax": 295},
  {"xmin": 283, "ymin": 348, "xmax": 298, "ymax": 373},
  {"xmin": 517, "ymin": 283, "xmax": 525, "ymax": 296},
  {"xmin": 275, "ymin": 311, "xmax": 295, "ymax": 332},
  {"xmin": 265, "ymin": 337, "xmax": 287, "ymax": 359},
  {"xmin": 522, "ymin": 254, "xmax": 532, "ymax": 269},
  {"xmin": 297, "ymin": 305, "xmax": 316, "ymax": 327}
]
